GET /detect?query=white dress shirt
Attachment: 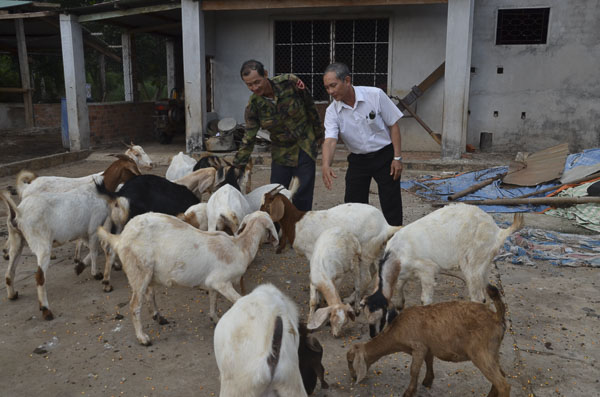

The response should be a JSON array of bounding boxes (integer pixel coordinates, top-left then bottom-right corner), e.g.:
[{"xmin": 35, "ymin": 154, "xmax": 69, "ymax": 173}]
[{"xmin": 324, "ymin": 86, "xmax": 403, "ymax": 154}]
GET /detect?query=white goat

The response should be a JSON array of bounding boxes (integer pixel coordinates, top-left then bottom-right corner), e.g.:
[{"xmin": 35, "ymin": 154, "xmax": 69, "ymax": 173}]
[
  {"xmin": 260, "ymin": 192, "xmax": 402, "ymax": 269},
  {"xmin": 207, "ymin": 184, "xmax": 252, "ymax": 234},
  {"xmin": 214, "ymin": 283, "xmax": 308, "ymax": 397},
  {"xmin": 361, "ymin": 203, "xmax": 524, "ymax": 335},
  {"xmin": 1, "ymin": 188, "xmax": 110, "ymax": 320},
  {"xmin": 244, "ymin": 177, "xmax": 299, "ymax": 211},
  {"xmin": 14, "ymin": 144, "xmax": 152, "ymax": 199},
  {"xmin": 306, "ymin": 227, "xmax": 364, "ymax": 337},
  {"xmin": 96, "ymin": 211, "xmax": 278, "ymax": 345},
  {"xmin": 165, "ymin": 151, "xmax": 196, "ymax": 181},
  {"xmin": 177, "ymin": 202, "xmax": 208, "ymax": 230}
]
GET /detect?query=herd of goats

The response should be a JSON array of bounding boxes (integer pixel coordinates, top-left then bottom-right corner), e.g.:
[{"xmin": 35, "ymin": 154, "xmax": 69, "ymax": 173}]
[{"xmin": 0, "ymin": 144, "xmax": 524, "ymax": 397}]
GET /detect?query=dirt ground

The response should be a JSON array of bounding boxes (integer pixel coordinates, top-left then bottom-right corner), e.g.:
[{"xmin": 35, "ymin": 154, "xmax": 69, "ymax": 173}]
[{"xmin": 0, "ymin": 145, "xmax": 598, "ymax": 397}]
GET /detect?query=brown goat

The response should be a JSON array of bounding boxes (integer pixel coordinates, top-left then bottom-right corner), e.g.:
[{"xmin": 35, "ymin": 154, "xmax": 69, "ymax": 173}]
[
  {"xmin": 347, "ymin": 284, "xmax": 510, "ymax": 397},
  {"xmin": 102, "ymin": 154, "xmax": 142, "ymax": 192},
  {"xmin": 259, "ymin": 187, "xmax": 306, "ymax": 253}
]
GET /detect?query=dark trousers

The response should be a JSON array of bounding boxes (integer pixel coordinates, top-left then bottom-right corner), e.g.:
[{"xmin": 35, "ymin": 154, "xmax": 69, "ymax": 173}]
[
  {"xmin": 345, "ymin": 144, "xmax": 403, "ymax": 226},
  {"xmin": 270, "ymin": 149, "xmax": 315, "ymax": 211}
]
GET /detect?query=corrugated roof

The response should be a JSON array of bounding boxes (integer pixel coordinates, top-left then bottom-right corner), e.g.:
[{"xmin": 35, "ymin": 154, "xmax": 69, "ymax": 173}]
[{"xmin": 0, "ymin": 1, "xmax": 33, "ymax": 9}]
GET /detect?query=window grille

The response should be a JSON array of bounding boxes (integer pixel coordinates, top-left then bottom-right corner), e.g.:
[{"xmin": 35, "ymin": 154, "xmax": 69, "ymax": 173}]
[
  {"xmin": 496, "ymin": 8, "xmax": 550, "ymax": 45},
  {"xmin": 274, "ymin": 18, "xmax": 389, "ymax": 101}
]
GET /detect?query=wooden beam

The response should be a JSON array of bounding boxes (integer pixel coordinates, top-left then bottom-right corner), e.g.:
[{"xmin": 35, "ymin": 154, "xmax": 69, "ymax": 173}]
[
  {"xmin": 77, "ymin": 3, "xmax": 181, "ymax": 23},
  {"xmin": 15, "ymin": 18, "xmax": 34, "ymax": 128},
  {"xmin": 202, "ymin": 0, "xmax": 447, "ymax": 10},
  {"xmin": 0, "ymin": 11, "xmax": 56, "ymax": 20},
  {"xmin": 129, "ymin": 22, "xmax": 181, "ymax": 34},
  {"xmin": 42, "ymin": 17, "xmax": 122, "ymax": 63},
  {"xmin": 0, "ymin": 87, "xmax": 31, "ymax": 93}
]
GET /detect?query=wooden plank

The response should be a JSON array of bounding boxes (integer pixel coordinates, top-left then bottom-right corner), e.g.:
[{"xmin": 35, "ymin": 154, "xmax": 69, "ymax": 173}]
[
  {"xmin": 77, "ymin": 3, "xmax": 181, "ymax": 23},
  {"xmin": 202, "ymin": 0, "xmax": 447, "ymax": 10},
  {"xmin": 41, "ymin": 17, "xmax": 122, "ymax": 63},
  {"xmin": 394, "ymin": 97, "xmax": 442, "ymax": 145},
  {"xmin": 0, "ymin": 11, "xmax": 56, "ymax": 20},
  {"xmin": 15, "ymin": 18, "xmax": 34, "ymax": 128},
  {"xmin": 503, "ymin": 143, "xmax": 569, "ymax": 186},
  {"xmin": 397, "ymin": 62, "xmax": 444, "ymax": 110},
  {"xmin": 0, "ymin": 87, "xmax": 30, "ymax": 93}
]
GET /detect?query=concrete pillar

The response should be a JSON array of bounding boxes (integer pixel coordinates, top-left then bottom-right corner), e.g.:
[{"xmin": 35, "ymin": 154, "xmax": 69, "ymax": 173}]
[
  {"xmin": 15, "ymin": 18, "xmax": 34, "ymax": 128},
  {"xmin": 59, "ymin": 13, "xmax": 90, "ymax": 151},
  {"xmin": 122, "ymin": 32, "xmax": 134, "ymax": 102},
  {"xmin": 181, "ymin": 0, "xmax": 206, "ymax": 153},
  {"xmin": 441, "ymin": 0, "xmax": 474, "ymax": 159},
  {"xmin": 166, "ymin": 39, "xmax": 176, "ymax": 98}
]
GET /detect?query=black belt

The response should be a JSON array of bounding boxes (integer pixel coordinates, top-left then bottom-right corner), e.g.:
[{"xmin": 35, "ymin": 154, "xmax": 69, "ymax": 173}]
[{"xmin": 351, "ymin": 144, "xmax": 393, "ymax": 159}]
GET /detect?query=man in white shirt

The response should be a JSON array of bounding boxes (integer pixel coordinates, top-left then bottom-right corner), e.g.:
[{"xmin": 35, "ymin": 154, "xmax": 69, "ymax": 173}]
[{"xmin": 321, "ymin": 62, "xmax": 404, "ymax": 226}]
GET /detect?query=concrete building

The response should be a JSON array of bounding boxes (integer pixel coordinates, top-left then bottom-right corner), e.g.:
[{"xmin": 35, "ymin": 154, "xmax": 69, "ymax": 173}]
[{"xmin": 2, "ymin": 0, "xmax": 598, "ymax": 156}]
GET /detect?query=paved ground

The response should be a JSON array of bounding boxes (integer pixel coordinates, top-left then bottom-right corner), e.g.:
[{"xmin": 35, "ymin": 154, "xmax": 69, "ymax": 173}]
[{"xmin": 0, "ymin": 140, "xmax": 598, "ymax": 397}]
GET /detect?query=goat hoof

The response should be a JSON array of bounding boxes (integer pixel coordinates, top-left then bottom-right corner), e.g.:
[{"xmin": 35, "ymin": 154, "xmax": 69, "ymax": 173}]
[
  {"xmin": 139, "ymin": 337, "xmax": 152, "ymax": 346},
  {"xmin": 50, "ymin": 254, "xmax": 56, "ymax": 260},
  {"xmin": 321, "ymin": 380, "xmax": 329, "ymax": 389},
  {"xmin": 153, "ymin": 314, "xmax": 169, "ymax": 325},
  {"xmin": 41, "ymin": 308, "xmax": 54, "ymax": 321},
  {"xmin": 8, "ymin": 291, "xmax": 18, "ymax": 300},
  {"xmin": 103, "ymin": 284, "xmax": 113, "ymax": 293},
  {"xmin": 112, "ymin": 263, "xmax": 122, "ymax": 271},
  {"xmin": 74, "ymin": 262, "xmax": 85, "ymax": 275},
  {"xmin": 422, "ymin": 377, "xmax": 434, "ymax": 388},
  {"xmin": 93, "ymin": 273, "xmax": 103, "ymax": 281}
]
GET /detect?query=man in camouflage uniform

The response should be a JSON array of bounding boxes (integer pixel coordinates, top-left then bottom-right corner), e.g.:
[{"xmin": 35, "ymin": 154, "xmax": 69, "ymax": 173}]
[{"xmin": 234, "ymin": 59, "xmax": 324, "ymax": 211}]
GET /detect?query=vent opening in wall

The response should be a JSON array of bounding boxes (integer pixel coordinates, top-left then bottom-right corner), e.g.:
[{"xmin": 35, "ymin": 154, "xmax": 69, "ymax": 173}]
[{"xmin": 496, "ymin": 8, "xmax": 550, "ymax": 45}]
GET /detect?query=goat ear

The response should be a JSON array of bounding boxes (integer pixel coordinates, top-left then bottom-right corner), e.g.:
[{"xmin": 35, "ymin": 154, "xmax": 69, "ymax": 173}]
[
  {"xmin": 307, "ymin": 307, "xmax": 331, "ymax": 330},
  {"xmin": 353, "ymin": 347, "xmax": 368, "ymax": 384},
  {"xmin": 347, "ymin": 306, "xmax": 356, "ymax": 322},
  {"xmin": 269, "ymin": 197, "xmax": 285, "ymax": 222}
]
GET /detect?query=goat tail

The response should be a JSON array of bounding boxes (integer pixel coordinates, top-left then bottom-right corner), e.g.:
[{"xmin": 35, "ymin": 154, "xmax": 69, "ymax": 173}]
[
  {"xmin": 385, "ymin": 225, "xmax": 403, "ymax": 242},
  {"xmin": 0, "ymin": 190, "xmax": 20, "ymax": 227},
  {"xmin": 486, "ymin": 284, "xmax": 506, "ymax": 324},
  {"xmin": 500, "ymin": 213, "xmax": 524, "ymax": 241},
  {"xmin": 97, "ymin": 225, "xmax": 120, "ymax": 253},
  {"xmin": 15, "ymin": 170, "xmax": 37, "ymax": 197}
]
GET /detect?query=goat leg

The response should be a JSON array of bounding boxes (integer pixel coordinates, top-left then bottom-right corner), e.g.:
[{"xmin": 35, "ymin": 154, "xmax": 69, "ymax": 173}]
[
  {"xmin": 403, "ymin": 348, "xmax": 427, "ymax": 397},
  {"xmin": 422, "ymin": 350, "xmax": 435, "ymax": 387}
]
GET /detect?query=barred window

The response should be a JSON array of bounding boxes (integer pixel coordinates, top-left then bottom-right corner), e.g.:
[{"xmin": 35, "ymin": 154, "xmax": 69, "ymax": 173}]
[
  {"xmin": 274, "ymin": 19, "xmax": 389, "ymax": 101},
  {"xmin": 496, "ymin": 8, "xmax": 550, "ymax": 45}
]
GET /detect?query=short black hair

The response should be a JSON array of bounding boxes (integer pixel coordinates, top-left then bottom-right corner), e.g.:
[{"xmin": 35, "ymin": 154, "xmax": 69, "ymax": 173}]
[
  {"xmin": 324, "ymin": 62, "xmax": 351, "ymax": 81},
  {"xmin": 240, "ymin": 59, "xmax": 266, "ymax": 78}
]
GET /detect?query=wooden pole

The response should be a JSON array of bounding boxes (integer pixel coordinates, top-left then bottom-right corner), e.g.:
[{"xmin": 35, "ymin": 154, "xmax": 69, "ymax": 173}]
[
  {"xmin": 448, "ymin": 172, "xmax": 507, "ymax": 201},
  {"xmin": 513, "ymin": 171, "xmax": 600, "ymax": 199},
  {"xmin": 397, "ymin": 97, "xmax": 442, "ymax": 145},
  {"xmin": 459, "ymin": 196, "xmax": 600, "ymax": 206},
  {"xmin": 15, "ymin": 18, "xmax": 34, "ymax": 128}
]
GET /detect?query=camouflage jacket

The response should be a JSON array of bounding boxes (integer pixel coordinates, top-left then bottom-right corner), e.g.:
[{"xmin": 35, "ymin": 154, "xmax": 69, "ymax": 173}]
[{"xmin": 234, "ymin": 74, "xmax": 324, "ymax": 167}]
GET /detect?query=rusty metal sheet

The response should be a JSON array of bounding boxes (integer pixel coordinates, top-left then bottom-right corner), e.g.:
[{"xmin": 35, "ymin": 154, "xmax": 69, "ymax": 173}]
[{"xmin": 503, "ymin": 143, "xmax": 569, "ymax": 186}]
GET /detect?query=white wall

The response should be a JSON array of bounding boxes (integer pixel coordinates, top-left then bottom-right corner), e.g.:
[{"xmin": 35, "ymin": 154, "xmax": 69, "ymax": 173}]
[
  {"xmin": 469, "ymin": 0, "xmax": 600, "ymax": 152},
  {"xmin": 209, "ymin": 1, "xmax": 599, "ymax": 153}
]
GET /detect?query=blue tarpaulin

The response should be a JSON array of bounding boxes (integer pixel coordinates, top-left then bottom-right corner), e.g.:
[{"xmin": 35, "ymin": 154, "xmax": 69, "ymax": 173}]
[{"xmin": 401, "ymin": 148, "xmax": 600, "ymax": 213}]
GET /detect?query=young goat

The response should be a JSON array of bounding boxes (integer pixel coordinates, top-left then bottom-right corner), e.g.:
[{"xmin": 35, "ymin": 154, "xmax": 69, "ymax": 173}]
[
  {"xmin": 306, "ymin": 227, "xmax": 365, "ymax": 337},
  {"xmin": 260, "ymin": 190, "xmax": 401, "ymax": 273},
  {"xmin": 214, "ymin": 283, "xmax": 328, "ymax": 397},
  {"xmin": 361, "ymin": 203, "xmax": 523, "ymax": 336},
  {"xmin": 97, "ymin": 211, "xmax": 278, "ymax": 345},
  {"xmin": 1, "ymin": 188, "xmax": 110, "ymax": 320},
  {"xmin": 347, "ymin": 284, "xmax": 510, "ymax": 397}
]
